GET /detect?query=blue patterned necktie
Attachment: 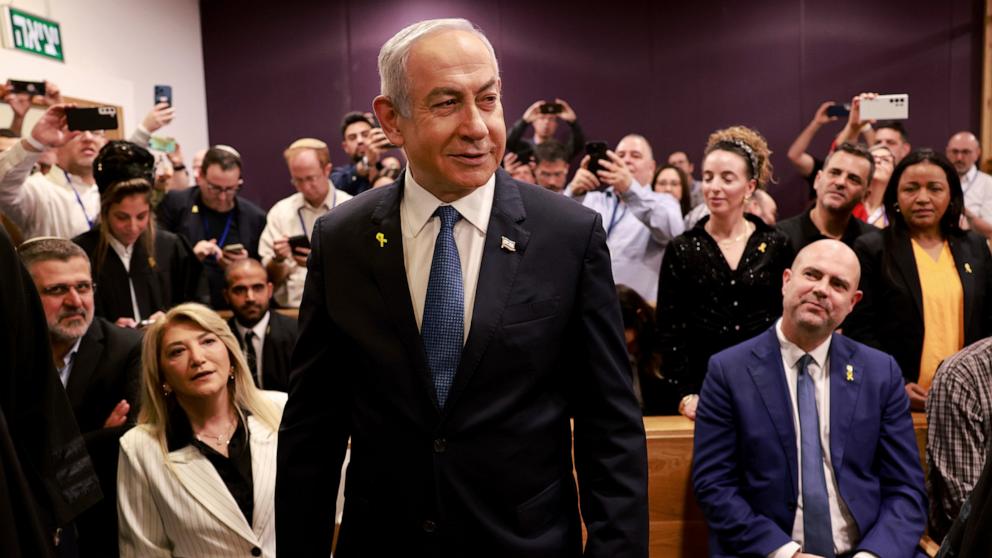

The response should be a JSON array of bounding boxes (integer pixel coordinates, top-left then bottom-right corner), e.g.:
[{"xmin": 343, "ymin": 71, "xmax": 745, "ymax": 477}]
[
  {"xmin": 797, "ymin": 353, "xmax": 834, "ymax": 557},
  {"xmin": 421, "ymin": 205, "xmax": 464, "ymax": 408}
]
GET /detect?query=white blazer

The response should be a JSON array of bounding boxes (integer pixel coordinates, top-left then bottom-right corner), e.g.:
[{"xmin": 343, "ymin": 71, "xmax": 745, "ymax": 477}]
[{"xmin": 117, "ymin": 392, "xmax": 286, "ymax": 557}]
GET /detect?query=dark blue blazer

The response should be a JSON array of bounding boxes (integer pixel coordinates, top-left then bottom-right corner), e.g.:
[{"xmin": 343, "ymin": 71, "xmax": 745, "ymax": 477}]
[
  {"xmin": 692, "ymin": 327, "xmax": 927, "ymax": 557},
  {"xmin": 276, "ymin": 169, "xmax": 649, "ymax": 557},
  {"xmin": 155, "ymin": 186, "xmax": 267, "ymax": 309}
]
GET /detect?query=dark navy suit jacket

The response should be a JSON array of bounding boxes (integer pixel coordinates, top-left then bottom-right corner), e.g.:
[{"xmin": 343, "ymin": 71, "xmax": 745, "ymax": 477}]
[
  {"xmin": 276, "ymin": 169, "xmax": 648, "ymax": 557},
  {"xmin": 692, "ymin": 327, "xmax": 927, "ymax": 557}
]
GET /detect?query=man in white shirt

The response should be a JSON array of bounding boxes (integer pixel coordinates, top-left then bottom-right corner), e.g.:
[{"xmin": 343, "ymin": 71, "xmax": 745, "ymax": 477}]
[
  {"xmin": 259, "ymin": 138, "xmax": 351, "ymax": 307},
  {"xmin": 946, "ymin": 131, "xmax": 992, "ymax": 240},
  {"xmin": 692, "ymin": 239, "xmax": 927, "ymax": 558},
  {"xmin": 567, "ymin": 134, "xmax": 683, "ymax": 304}
]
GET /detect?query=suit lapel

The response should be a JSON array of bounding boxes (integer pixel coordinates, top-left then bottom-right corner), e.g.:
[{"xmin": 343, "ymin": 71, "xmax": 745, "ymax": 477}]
[
  {"xmin": 948, "ymin": 235, "xmax": 976, "ymax": 331},
  {"xmin": 445, "ymin": 171, "xmax": 530, "ymax": 412},
  {"xmin": 890, "ymin": 231, "xmax": 924, "ymax": 321},
  {"xmin": 66, "ymin": 323, "xmax": 103, "ymax": 414},
  {"xmin": 248, "ymin": 415, "xmax": 277, "ymax": 537},
  {"xmin": 746, "ymin": 328, "xmax": 798, "ymax": 497},
  {"xmin": 828, "ymin": 334, "xmax": 862, "ymax": 479},
  {"xmin": 168, "ymin": 445, "xmax": 257, "ymax": 543},
  {"xmin": 368, "ymin": 178, "xmax": 436, "ymax": 407}
]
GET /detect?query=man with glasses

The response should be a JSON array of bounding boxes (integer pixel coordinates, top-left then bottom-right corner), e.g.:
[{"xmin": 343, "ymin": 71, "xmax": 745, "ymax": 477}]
[
  {"xmin": 18, "ymin": 237, "xmax": 143, "ymax": 558},
  {"xmin": 157, "ymin": 145, "xmax": 267, "ymax": 309},
  {"xmin": 259, "ymin": 138, "xmax": 351, "ymax": 308},
  {"xmin": 532, "ymin": 140, "xmax": 569, "ymax": 193},
  {"xmin": 946, "ymin": 131, "xmax": 992, "ymax": 240}
]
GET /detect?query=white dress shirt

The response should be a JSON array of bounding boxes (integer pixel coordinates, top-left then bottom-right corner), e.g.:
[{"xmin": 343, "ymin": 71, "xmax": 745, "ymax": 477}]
[
  {"xmin": 258, "ymin": 185, "xmax": 352, "ymax": 308},
  {"xmin": 961, "ymin": 165, "xmax": 992, "ymax": 224},
  {"xmin": 0, "ymin": 142, "xmax": 100, "ymax": 239},
  {"xmin": 400, "ymin": 168, "xmax": 494, "ymax": 341},
  {"xmin": 234, "ymin": 311, "xmax": 271, "ymax": 386},
  {"xmin": 107, "ymin": 235, "xmax": 143, "ymax": 321},
  {"xmin": 771, "ymin": 320, "xmax": 876, "ymax": 558}
]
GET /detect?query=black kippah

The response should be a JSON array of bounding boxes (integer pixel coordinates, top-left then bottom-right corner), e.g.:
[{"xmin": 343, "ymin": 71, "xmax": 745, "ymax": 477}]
[{"xmin": 93, "ymin": 140, "xmax": 155, "ymax": 196}]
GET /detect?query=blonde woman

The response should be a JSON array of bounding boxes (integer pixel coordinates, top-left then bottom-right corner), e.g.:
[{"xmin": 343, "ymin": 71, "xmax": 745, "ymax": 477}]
[
  {"xmin": 117, "ymin": 303, "xmax": 284, "ymax": 557},
  {"xmin": 657, "ymin": 126, "xmax": 794, "ymax": 420}
]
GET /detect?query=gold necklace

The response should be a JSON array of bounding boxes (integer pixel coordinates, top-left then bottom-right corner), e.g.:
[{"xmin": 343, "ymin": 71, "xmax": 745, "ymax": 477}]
[
  {"xmin": 715, "ymin": 221, "xmax": 753, "ymax": 245},
  {"xmin": 195, "ymin": 418, "xmax": 236, "ymax": 447}
]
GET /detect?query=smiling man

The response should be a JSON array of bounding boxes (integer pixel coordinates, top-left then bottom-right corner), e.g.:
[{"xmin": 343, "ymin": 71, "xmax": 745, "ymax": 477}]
[
  {"xmin": 692, "ymin": 239, "xmax": 927, "ymax": 558},
  {"xmin": 276, "ymin": 18, "xmax": 648, "ymax": 558},
  {"xmin": 778, "ymin": 142, "xmax": 877, "ymax": 256}
]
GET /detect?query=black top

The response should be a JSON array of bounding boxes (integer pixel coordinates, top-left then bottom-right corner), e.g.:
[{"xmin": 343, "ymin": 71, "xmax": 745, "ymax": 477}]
[
  {"xmin": 167, "ymin": 411, "xmax": 254, "ymax": 526},
  {"xmin": 506, "ymin": 118, "xmax": 587, "ymax": 161},
  {"xmin": 776, "ymin": 207, "xmax": 875, "ymax": 257},
  {"xmin": 803, "ymin": 156, "xmax": 823, "ymax": 200},
  {"xmin": 657, "ymin": 214, "xmax": 794, "ymax": 396},
  {"xmin": 199, "ymin": 204, "xmax": 242, "ymax": 249}
]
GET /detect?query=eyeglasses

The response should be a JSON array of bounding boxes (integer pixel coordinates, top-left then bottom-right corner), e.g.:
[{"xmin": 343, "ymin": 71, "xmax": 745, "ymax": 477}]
[
  {"xmin": 537, "ymin": 170, "xmax": 566, "ymax": 179},
  {"xmin": 204, "ymin": 180, "xmax": 242, "ymax": 196},
  {"xmin": 40, "ymin": 281, "xmax": 96, "ymax": 297}
]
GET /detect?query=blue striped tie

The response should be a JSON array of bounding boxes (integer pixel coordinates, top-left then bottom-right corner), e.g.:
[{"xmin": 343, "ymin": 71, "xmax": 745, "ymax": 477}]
[
  {"xmin": 797, "ymin": 353, "xmax": 834, "ymax": 557},
  {"xmin": 421, "ymin": 206, "xmax": 463, "ymax": 409}
]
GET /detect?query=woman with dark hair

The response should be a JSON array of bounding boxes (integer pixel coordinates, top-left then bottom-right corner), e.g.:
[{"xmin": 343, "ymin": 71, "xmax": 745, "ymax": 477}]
[
  {"xmin": 657, "ymin": 126, "xmax": 793, "ymax": 420},
  {"xmin": 652, "ymin": 164, "xmax": 693, "ymax": 217},
  {"xmin": 616, "ymin": 285, "xmax": 679, "ymax": 415},
  {"xmin": 73, "ymin": 141, "xmax": 206, "ymax": 327},
  {"xmin": 847, "ymin": 149, "xmax": 992, "ymax": 411}
]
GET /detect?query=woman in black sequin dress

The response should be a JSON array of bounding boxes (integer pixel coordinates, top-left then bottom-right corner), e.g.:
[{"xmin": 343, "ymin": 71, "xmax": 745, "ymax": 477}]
[{"xmin": 656, "ymin": 126, "xmax": 793, "ymax": 419}]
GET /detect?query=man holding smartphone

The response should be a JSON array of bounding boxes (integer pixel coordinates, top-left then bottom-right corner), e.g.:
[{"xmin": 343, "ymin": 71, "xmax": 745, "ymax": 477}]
[
  {"xmin": 331, "ymin": 111, "xmax": 393, "ymax": 196},
  {"xmin": 156, "ymin": 146, "xmax": 267, "ymax": 309},
  {"xmin": 506, "ymin": 97, "xmax": 586, "ymax": 161},
  {"xmin": 259, "ymin": 138, "xmax": 352, "ymax": 307}
]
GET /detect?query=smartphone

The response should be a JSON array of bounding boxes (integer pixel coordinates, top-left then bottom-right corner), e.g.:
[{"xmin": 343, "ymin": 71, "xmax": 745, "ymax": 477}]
[
  {"xmin": 9, "ymin": 79, "xmax": 45, "ymax": 96},
  {"xmin": 148, "ymin": 136, "xmax": 177, "ymax": 153},
  {"xmin": 288, "ymin": 234, "xmax": 311, "ymax": 252},
  {"xmin": 368, "ymin": 113, "xmax": 398, "ymax": 149},
  {"xmin": 222, "ymin": 243, "xmax": 245, "ymax": 254},
  {"xmin": 860, "ymin": 94, "xmax": 909, "ymax": 121},
  {"xmin": 826, "ymin": 103, "xmax": 850, "ymax": 118},
  {"xmin": 154, "ymin": 84, "xmax": 172, "ymax": 107},
  {"xmin": 66, "ymin": 106, "xmax": 119, "ymax": 131},
  {"xmin": 585, "ymin": 141, "xmax": 609, "ymax": 176},
  {"xmin": 539, "ymin": 102, "xmax": 563, "ymax": 115}
]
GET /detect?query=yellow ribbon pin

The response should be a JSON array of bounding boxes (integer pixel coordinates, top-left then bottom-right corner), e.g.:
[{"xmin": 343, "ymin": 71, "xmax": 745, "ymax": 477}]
[
  {"xmin": 758, "ymin": 242, "xmax": 767, "ymax": 253},
  {"xmin": 965, "ymin": 263, "xmax": 973, "ymax": 274},
  {"xmin": 845, "ymin": 364, "xmax": 854, "ymax": 382},
  {"xmin": 375, "ymin": 232, "xmax": 387, "ymax": 248},
  {"xmin": 191, "ymin": 204, "xmax": 199, "ymax": 214}
]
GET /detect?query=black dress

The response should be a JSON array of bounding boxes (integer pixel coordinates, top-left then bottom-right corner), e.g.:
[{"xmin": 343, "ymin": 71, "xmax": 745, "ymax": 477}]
[
  {"xmin": 657, "ymin": 214, "xmax": 794, "ymax": 396},
  {"xmin": 74, "ymin": 226, "xmax": 208, "ymax": 321}
]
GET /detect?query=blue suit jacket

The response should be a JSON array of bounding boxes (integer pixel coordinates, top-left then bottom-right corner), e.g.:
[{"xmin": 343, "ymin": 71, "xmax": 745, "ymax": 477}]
[
  {"xmin": 692, "ymin": 327, "xmax": 927, "ymax": 557},
  {"xmin": 276, "ymin": 169, "xmax": 649, "ymax": 557}
]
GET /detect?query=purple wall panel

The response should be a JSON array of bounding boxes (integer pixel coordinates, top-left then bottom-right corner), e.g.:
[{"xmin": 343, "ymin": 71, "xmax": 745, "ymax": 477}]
[{"xmin": 201, "ymin": 0, "xmax": 984, "ymax": 216}]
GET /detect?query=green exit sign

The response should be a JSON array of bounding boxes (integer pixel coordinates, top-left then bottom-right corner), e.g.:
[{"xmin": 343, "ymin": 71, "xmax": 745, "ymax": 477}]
[{"xmin": 1, "ymin": 7, "xmax": 64, "ymax": 62}]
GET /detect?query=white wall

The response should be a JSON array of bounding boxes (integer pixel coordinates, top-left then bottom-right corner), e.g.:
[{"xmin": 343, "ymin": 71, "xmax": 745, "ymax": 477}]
[{"xmin": 0, "ymin": 0, "xmax": 209, "ymax": 158}]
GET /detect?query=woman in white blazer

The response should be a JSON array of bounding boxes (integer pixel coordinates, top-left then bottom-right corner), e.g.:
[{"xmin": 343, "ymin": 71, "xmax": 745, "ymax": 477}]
[{"xmin": 117, "ymin": 303, "xmax": 285, "ymax": 557}]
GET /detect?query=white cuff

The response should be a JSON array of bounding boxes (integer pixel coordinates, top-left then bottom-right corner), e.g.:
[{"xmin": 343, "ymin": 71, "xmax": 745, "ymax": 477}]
[
  {"xmin": 768, "ymin": 541, "xmax": 800, "ymax": 558},
  {"xmin": 23, "ymin": 135, "xmax": 46, "ymax": 151}
]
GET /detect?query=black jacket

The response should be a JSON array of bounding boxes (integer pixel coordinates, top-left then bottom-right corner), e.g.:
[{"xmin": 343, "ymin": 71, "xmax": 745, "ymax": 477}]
[{"xmin": 228, "ymin": 311, "xmax": 297, "ymax": 392}]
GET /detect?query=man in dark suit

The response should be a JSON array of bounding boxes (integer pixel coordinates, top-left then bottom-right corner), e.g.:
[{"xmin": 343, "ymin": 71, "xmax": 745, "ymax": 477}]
[
  {"xmin": 692, "ymin": 239, "xmax": 927, "ymax": 557},
  {"xmin": 20, "ymin": 237, "xmax": 142, "ymax": 558},
  {"xmin": 276, "ymin": 18, "xmax": 648, "ymax": 558},
  {"xmin": 156, "ymin": 146, "xmax": 267, "ymax": 309},
  {"xmin": 223, "ymin": 258, "xmax": 296, "ymax": 391}
]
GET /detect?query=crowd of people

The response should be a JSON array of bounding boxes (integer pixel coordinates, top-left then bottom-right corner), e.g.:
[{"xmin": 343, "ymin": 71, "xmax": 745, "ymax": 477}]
[{"xmin": 2, "ymin": 15, "xmax": 992, "ymax": 558}]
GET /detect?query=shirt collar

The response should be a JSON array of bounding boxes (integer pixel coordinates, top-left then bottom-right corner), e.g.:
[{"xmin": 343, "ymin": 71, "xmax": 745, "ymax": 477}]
[
  {"xmin": 300, "ymin": 183, "xmax": 339, "ymax": 212},
  {"xmin": 61, "ymin": 336, "xmax": 84, "ymax": 370},
  {"xmin": 236, "ymin": 310, "xmax": 270, "ymax": 340},
  {"xmin": 775, "ymin": 318, "xmax": 832, "ymax": 374},
  {"xmin": 402, "ymin": 167, "xmax": 494, "ymax": 238},
  {"xmin": 107, "ymin": 233, "xmax": 134, "ymax": 256}
]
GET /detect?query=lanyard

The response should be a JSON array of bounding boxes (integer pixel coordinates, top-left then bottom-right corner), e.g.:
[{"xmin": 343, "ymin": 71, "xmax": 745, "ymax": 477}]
[
  {"xmin": 298, "ymin": 189, "xmax": 337, "ymax": 237},
  {"xmin": 203, "ymin": 210, "xmax": 235, "ymax": 248},
  {"xmin": 605, "ymin": 192, "xmax": 626, "ymax": 238},
  {"xmin": 64, "ymin": 170, "xmax": 94, "ymax": 229},
  {"xmin": 963, "ymin": 168, "xmax": 978, "ymax": 195}
]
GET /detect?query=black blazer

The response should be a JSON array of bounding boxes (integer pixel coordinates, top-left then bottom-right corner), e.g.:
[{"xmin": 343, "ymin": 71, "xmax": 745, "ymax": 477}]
[
  {"xmin": 67, "ymin": 317, "xmax": 143, "ymax": 558},
  {"xmin": 846, "ymin": 226, "xmax": 992, "ymax": 383},
  {"xmin": 73, "ymin": 227, "xmax": 208, "ymax": 322},
  {"xmin": 227, "ymin": 311, "xmax": 297, "ymax": 392},
  {"xmin": 276, "ymin": 170, "xmax": 649, "ymax": 557},
  {"xmin": 156, "ymin": 187, "xmax": 267, "ymax": 309}
]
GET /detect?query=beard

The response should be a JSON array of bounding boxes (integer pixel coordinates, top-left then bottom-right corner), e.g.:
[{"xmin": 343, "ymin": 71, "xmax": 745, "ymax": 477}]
[{"xmin": 49, "ymin": 309, "xmax": 92, "ymax": 343}]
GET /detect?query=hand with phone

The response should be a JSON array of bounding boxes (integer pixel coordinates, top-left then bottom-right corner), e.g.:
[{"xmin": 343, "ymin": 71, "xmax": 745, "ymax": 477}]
[
  {"xmin": 25, "ymin": 104, "xmax": 80, "ymax": 151},
  {"xmin": 835, "ymin": 92, "xmax": 879, "ymax": 147},
  {"xmin": 567, "ymin": 155, "xmax": 601, "ymax": 197},
  {"xmin": 142, "ymin": 102, "xmax": 176, "ymax": 134},
  {"xmin": 219, "ymin": 243, "xmax": 248, "ymax": 268},
  {"xmin": 364, "ymin": 127, "xmax": 392, "ymax": 169},
  {"xmin": 553, "ymin": 98, "xmax": 577, "ymax": 123},
  {"xmin": 595, "ymin": 150, "xmax": 635, "ymax": 193},
  {"xmin": 287, "ymin": 235, "xmax": 311, "ymax": 267},
  {"xmin": 193, "ymin": 239, "xmax": 224, "ymax": 262}
]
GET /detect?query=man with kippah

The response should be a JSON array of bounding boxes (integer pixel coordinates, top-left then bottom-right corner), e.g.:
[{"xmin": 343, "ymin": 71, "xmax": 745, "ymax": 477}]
[{"xmin": 259, "ymin": 138, "xmax": 352, "ymax": 307}]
